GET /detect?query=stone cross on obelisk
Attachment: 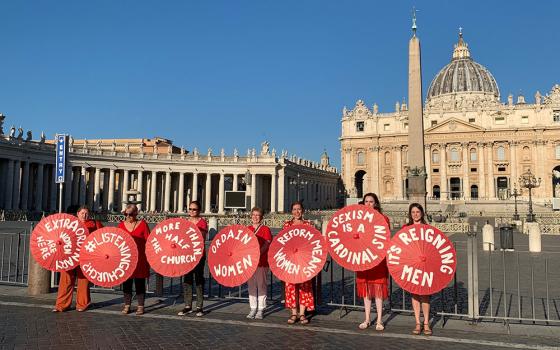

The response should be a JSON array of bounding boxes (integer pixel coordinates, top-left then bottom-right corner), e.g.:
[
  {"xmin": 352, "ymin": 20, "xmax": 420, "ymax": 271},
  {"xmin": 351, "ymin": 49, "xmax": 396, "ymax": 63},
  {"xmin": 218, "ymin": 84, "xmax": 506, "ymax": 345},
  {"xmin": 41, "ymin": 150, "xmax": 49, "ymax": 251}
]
[{"xmin": 406, "ymin": 8, "xmax": 427, "ymax": 210}]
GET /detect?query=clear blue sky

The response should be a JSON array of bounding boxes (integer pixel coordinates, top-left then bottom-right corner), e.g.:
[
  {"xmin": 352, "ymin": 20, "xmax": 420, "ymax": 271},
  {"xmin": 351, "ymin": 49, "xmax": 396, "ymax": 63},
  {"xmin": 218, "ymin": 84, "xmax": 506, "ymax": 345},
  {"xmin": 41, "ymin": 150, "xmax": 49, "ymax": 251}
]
[{"xmin": 1, "ymin": 1, "xmax": 559, "ymax": 168}]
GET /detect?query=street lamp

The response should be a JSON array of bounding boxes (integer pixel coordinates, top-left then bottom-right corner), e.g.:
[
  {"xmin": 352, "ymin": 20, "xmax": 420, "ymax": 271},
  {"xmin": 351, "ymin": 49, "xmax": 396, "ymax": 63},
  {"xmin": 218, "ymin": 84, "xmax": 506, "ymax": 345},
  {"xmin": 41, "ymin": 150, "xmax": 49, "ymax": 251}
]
[
  {"xmin": 509, "ymin": 183, "xmax": 521, "ymax": 221},
  {"xmin": 289, "ymin": 172, "xmax": 308, "ymax": 202},
  {"xmin": 519, "ymin": 169, "xmax": 541, "ymax": 223}
]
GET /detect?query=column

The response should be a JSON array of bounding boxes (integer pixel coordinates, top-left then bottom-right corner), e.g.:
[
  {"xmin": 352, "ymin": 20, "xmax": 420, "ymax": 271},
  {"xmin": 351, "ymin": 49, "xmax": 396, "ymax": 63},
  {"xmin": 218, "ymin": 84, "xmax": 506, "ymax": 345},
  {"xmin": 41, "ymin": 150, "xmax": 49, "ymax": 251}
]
[
  {"xmin": 72, "ymin": 168, "xmax": 79, "ymax": 205},
  {"xmin": 462, "ymin": 144, "xmax": 470, "ymax": 199},
  {"xmin": 36, "ymin": 163, "xmax": 44, "ymax": 212},
  {"xmin": 395, "ymin": 146, "xmax": 403, "ymax": 200},
  {"xmin": 233, "ymin": 173, "xmax": 238, "ymax": 191},
  {"xmin": 4, "ymin": 160, "xmax": 14, "ymax": 209},
  {"xmin": 178, "ymin": 172, "xmax": 185, "ymax": 213},
  {"xmin": 477, "ymin": 143, "xmax": 486, "ymax": 199},
  {"xmin": 64, "ymin": 166, "xmax": 73, "ymax": 210},
  {"xmin": 12, "ymin": 160, "xmax": 21, "ymax": 209},
  {"xmin": 137, "ymin": 170, "xmax": 144, "ymax": 211},
  {"xmin": 164, "ymin": 171, "xmax": 171, "ymax": 212},
  {"xmin": 79, "ymin": 167, "xmax": 87, "ymax": 206},
  {"xmin": 440, "ymin": 144, "xmax": 447, "ymax": 199},
  {"xmin": 487, "ymin": 143, "xmax": 495, "ymax": 199},
  {"xmin": 21, "ymin": 161, "xmax": 30, "ymax": 210},
  {"xmin": 204, "ymin": 173, "xmax": 212, "ymax": 214},
  {"xmin": 270, "ymin": 170, "xmax": 277, "ymax": 213},
  {"xmin": 50, "ymin": 166, "xmax": 57, "ymax": 211},
  {"xmin": 94, "ymin": 168, "xmax": 101, "ymax": 211},
  {"xmin": 192, "ymin": 172, "xmax": 198, "ymax": 202},
  {"xmin": 218, "ymin": 172, "xmax": 225, "ymax": 214},
  {"xmin": 150, "ymin": 171, "xmax": 157, "ymax": 212},
  {"xmin": 107, "ymin": 168, "xmax": 115, "ymax": 211},
  {"xmin": 536, "ymin": 140, "xmax": 546, "ymax": 198},
  {"xmin": 122, "ymin": 169, "xmax": 129, "ymax": 211},
  {"xmin": 250, "ymin": 173, "xmax": 257, "ymax": 209},
  {"xmin": 278, "ymin": 168, "xmax": 285, "ymax": 212},
  {"xmin": 510, "ymin": 142, "xmax": 518, "ymax": 189},
  {"xmin": 424, "ymin": 145, "xmax": 431, "ymax": 197},
  {"xmin": 371, "ymin": 146, "xmax": 380, "ymax": 195}
]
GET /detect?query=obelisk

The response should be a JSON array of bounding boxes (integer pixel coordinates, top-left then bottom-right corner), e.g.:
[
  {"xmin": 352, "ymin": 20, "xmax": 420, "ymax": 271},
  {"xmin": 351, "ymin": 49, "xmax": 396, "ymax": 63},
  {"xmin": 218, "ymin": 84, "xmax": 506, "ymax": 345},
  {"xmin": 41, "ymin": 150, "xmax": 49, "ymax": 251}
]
[{"xmin": 406, "ymin": 9, "xmax": 427, "ymax": 210}]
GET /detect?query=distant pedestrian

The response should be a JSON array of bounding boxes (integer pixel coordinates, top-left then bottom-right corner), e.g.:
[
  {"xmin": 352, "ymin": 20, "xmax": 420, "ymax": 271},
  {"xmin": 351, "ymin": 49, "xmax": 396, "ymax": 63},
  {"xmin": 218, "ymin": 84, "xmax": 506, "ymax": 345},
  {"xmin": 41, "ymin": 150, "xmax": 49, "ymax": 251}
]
[
  {"xmin": 119, "ymin": 204, "xmax": 150, "ymax": 315},
  {"xmin": 178, "ymin": 200, "xmax": 208, "ymax": 317},
  {"xmin": 404, "ymin": 203, "xmax": 432, "ymax": 336},
  {"xmin": 246, "ymin": 207, "xmax": 272, "ymax": 320},
  {"xmin": 52, "ymin": 206, "xmax": 102, "ymax": 313}
]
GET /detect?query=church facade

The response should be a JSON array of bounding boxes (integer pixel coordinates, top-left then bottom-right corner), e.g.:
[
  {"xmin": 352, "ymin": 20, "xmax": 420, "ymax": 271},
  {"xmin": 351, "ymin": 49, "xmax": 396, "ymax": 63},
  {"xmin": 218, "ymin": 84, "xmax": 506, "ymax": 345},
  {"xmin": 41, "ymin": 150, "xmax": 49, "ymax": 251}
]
[{"xmin": 341, "ymin": 33, "xmax": 560, "ymax": 204}]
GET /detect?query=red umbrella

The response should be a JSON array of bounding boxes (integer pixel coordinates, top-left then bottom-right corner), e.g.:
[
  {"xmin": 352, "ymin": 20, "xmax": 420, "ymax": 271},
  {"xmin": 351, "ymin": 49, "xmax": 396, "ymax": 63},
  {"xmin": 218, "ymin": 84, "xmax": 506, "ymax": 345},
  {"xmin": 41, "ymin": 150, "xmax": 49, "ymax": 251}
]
[
  {"xmin": 79, "ymin": 227, "xmax": 138, "ymax": 288},
  {"xmin": 268, "ymin": 224, "xmax": 327, "ymax": 284},
  {"xmin": 387, "ymin": 224, "xmax": 457, "ymax": 295},
  {"xmin": 146, "ymin": 218, "xmax": 205, "ymax": 277},
  {"xmin": 325, "ymin": 204, "xmax": 390, "ymax": 272},
  {"xmin": 30, "ymin": 213, "xmax": 89, "ymax": 272},
  {"xmin": 207, "ymin": 225, "xmax": 260, "ymax": 287}
]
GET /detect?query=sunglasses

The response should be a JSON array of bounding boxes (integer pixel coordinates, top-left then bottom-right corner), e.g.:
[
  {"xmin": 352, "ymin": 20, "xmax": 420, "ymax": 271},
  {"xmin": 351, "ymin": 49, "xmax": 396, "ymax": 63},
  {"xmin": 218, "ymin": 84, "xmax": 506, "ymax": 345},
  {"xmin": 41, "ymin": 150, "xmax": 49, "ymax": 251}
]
[{"xmin": 188, "ymin": 208, "xmax": 199, "ymax": 211}]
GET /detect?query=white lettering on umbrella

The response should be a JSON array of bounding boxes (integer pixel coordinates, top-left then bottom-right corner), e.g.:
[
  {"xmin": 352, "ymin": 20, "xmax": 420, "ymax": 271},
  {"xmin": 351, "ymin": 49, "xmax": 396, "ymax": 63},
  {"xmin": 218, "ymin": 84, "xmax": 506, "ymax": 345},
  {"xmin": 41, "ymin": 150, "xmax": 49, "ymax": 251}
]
[
  {"xmin": 327, "ymin": 230, "xmax": 379, "ymax": 265},
  {"xmin": 82, "ymin": 232, "xmax": 132, "ymax": 283},
  {"xmin": 155, "ymin": 221, "xmax": 181, "ymax": 235},
  {"xmin": 160, "ymin": 254, "xmax": 197, "ymax": 264},
  {"xmin": 273, "ymin": 247, "xmax": 300, "ymax": 275},
  {"xmin": 212, "ymin": 254, "xmax": 253, "ymax": 277},
  {"xmin": 277, "ymin": 228, "xmax": 312, "ymax": 245},
  {"xmin": 302, "ymin": 239, "xmax": 324, "ymax": 278},
  {"xmin": 329, "ymin": 209, "xmax": 374, "ymax": 228},
  {"xmin": 36, "ymin": 236, "xmax": 56, "ymax": 260},
  {"xmin": 211, "ymin": 228, "xmax": 252, "ymax": 254},
  {"xmin": 401, "ymin": 265, "xmax": 434, "ymax": 287}
]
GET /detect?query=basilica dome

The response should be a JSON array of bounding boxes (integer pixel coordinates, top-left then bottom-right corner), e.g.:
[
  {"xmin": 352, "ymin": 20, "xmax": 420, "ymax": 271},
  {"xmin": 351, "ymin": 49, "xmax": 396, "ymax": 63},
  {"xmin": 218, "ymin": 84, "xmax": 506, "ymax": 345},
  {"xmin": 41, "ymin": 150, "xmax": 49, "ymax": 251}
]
[{"xmin": 426, "ymin": 32, "xmax": 500, "ymax": 102}]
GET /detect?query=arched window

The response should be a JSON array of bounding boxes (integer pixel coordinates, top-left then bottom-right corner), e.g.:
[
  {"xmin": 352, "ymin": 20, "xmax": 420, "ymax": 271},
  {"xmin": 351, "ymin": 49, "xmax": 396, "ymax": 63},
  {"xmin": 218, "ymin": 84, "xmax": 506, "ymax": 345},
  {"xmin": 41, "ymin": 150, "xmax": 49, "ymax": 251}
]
[
  {"xmin": 450, "ymin": 147, "xmax": 459, "ymax": 162},
  {"xmin": 385, "ymin": 181, "xmax": 392, "ymax": 193},
  {"xmin": 522, "ymin": 146, "xmax": 531, "ymax": 161},
  {"xmin": 556, "ymin": 145, "xmax": 560, "ymax": 160},
  {"xmin": 433, "ymin": 185, "xmax": 441, "ymax": 199},
  {"xmin": 470, "ymin": 148, "xmax": 477, "ymax": 162},
  {"xmin": 471, "ymin": 185, "xmax": 479, "ymax": 199},
  {"xmin": 432, "ymin": 150, "xmax": 440, "ymax": 164},
  {"xmin": 497, "ymin": 146, "xmax": 505, "ymax": 161},
  {"xmin": 384, "ymin": 151, "xmax": 391, "ymax": 165},
  {"xmin": 357, "ymin": 151, "xmax": 365, "ymax": 165}
]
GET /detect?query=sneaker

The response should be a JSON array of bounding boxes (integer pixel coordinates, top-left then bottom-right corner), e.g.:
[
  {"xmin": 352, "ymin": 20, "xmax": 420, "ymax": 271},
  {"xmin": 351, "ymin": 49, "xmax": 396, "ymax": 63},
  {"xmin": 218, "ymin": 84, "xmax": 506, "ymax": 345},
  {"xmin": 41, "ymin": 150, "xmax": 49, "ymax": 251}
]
[
  {"xmin": 195, "ymin": 308, "xmax": 204, "ymax": 317},
  {"xmin": 246, "ymin": 309, "xmax": 257, "ymax": 319},
  {"xmin": 254, "ymin": 310, "xmax": 264, "ymax": 320},
  {"xmin": 177, "ymin": 307, "xmax": 192, "ymax": 316}
]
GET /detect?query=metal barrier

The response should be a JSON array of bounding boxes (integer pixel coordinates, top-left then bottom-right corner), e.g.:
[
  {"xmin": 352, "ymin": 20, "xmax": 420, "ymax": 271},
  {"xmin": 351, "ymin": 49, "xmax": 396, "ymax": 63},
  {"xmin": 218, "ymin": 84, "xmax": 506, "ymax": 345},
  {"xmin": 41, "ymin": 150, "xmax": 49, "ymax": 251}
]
[{"xmin": 0, "ymin": 223, "xmax": 33, "ymax": 286}]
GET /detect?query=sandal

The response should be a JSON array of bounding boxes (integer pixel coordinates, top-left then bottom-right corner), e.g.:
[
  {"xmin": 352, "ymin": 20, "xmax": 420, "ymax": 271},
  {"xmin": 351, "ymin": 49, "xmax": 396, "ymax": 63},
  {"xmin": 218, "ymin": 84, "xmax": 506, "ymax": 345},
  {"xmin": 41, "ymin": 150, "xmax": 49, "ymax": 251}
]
[
  {"xmin": 287, "ymin": 314, "xmax": 298, "ymax": 324},
  {"xmin": 423, "ymin": 324, "xmax": 432, "ymax": 336},
  {"xmin": 299, "ymin": 315, "xmax": 309, "ymax": 324},
  {"xmin": 51, "ymin": 308, "xmax": 62, "ymax": 313},
  {"xmin": 358, "ymin": 321, "xmax": 370, "ymax": 330},
  {"xmin": 375, "ymin": 322, "xmax": 384, "ymax": 331},
  {"xmin": 121, "ymin": 305, "xmax": 131, "ymax": 315},
  {"xmin": 136, "ymin": 306, "xmax": 144, "ymax": 315},
  {"xmin": 412, "ymin": 323, "xmax": 421, "ymax": 335},
  {"xmin": 177, "ymin": 307, "xmax": 192, "ymax": 316}
]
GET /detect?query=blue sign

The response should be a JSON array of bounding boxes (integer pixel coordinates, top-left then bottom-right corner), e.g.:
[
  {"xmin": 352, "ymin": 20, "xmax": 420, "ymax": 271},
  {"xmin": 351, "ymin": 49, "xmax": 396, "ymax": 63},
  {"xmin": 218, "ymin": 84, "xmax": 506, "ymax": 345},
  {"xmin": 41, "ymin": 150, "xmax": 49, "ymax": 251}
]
[{"xmin": 55, "ymin": 134, "xmax": 67, "ymax": 183}]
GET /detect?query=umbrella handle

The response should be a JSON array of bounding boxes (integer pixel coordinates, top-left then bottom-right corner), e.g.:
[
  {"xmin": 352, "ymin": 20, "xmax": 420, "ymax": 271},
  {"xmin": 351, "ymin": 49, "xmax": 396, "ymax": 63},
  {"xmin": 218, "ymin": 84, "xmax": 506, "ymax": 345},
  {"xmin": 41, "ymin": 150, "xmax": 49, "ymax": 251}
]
[{"xmin": 323, "ymin": 260, "xmax": 330, "ymax": 272}]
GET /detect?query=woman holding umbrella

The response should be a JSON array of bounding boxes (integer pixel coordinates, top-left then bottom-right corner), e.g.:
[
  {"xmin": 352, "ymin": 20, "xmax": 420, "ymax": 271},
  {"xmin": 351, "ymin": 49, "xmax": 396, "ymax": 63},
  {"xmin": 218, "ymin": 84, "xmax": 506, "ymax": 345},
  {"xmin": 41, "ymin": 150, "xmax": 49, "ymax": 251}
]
[
  {"xmin": 283, "ymin": 201, "xmax": 314, "ymax": 325},
  {"xmin": 357, "ymin": 193, "xmax": 390, "ymax": 331},
  {"xmin": 118, "ymin": 203, "xmax": 150, "ymax": 315},
  {"xmin": 246, "ymin": 207, "xmax": 272, "ymax": 320},
  {"xmin": 52, "ymin": 205, "xmax": 102, "ymax": 313},
  {"xmin": 178, "ymin": 200, "xmax": 208, "ymax": 317},
  {"xmin": 404, "ymin": 203, "xmax": 432, "ymax": 335}
]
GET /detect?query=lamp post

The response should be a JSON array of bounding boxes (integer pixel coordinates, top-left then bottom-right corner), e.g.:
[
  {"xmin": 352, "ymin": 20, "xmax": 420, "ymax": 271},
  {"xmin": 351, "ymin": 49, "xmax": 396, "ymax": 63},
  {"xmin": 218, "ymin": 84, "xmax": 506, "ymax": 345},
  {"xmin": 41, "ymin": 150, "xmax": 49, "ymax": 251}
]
[
  {"xmin": 509, "ymin": 183, "xmax": 521, "ymax": 221},
  {"xmin": 519, "ymin": 169, "xmax": 541, "ymax": 223},
  {"xmin": 289, "ymin": 172, "xmax": 308, "ymax": 202}
]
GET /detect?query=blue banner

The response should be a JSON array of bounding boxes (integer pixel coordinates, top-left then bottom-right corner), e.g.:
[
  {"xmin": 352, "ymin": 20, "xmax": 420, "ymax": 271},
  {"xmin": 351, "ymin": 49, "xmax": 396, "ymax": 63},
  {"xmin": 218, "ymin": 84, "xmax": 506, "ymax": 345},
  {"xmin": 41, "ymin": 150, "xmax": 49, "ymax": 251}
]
[{"xmin": 55, "ymin": 134, "xmax": 67, "ymax": 183}]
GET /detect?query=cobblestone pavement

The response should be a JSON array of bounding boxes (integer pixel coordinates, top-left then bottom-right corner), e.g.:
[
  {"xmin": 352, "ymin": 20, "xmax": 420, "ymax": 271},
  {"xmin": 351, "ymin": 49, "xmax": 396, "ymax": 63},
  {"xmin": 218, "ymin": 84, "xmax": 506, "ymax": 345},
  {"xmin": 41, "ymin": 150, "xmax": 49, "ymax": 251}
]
[{"xmin": 1, "ymin": 302, "xmax": 558, "ymax": 350}]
